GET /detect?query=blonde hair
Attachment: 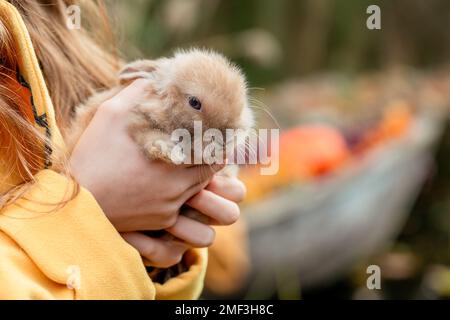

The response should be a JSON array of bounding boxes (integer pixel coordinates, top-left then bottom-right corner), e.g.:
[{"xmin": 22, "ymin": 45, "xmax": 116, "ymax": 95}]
[{"xmin": 0, "ymin": 0, "xmax": 120, "ymax": 207}]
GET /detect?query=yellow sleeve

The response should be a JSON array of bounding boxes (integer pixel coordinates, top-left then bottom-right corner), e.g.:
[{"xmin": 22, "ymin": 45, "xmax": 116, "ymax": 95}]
[
  {"xmin": 0, "ymin": 231, "xmax": 75, "ymax": 299},
  {"xmin": 154, "ymin": 248, "xmax": 208, "ymax": 300},
  {"xmin": 0, "ymin": 170, "xmax": 207, "ymax": 299},
  {"xmin": 0, "ymin": 0, "xmax": 207, "ymax": 300}
]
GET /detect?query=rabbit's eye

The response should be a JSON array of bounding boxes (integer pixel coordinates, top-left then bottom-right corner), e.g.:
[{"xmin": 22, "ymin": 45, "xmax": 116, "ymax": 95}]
[{"xmin": 188, "ymin": 96, "xmax": 202, "ymax": 110}]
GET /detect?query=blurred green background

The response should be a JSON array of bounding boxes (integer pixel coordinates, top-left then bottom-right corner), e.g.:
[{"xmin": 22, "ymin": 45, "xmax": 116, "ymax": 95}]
[
  {"xmin": 112, "ymin": 0, "xmax": 450, "ymax": 85},
  {"xmin": 108, "ymin": 0, "xmax": 450, "ymax": 299}
]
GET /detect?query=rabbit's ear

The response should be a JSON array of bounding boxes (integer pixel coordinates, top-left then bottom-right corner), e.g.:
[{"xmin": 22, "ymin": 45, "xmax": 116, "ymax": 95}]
[{"xmin": 118, "ymin": 59, "xmax": 158, "ymax": 85}]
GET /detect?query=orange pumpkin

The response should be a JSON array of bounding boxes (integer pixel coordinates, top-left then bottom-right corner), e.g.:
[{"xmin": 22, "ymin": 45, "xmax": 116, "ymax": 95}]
[
  {"xmin": 240, "ymin": 124, "xmax": 350, "ymax": 203},
  {"xmin": 278, "ymin": 125, "xmax": 349, "ymax": 178},
  {"xmin": 354, "ymin": 101, "xmax": 413, "ymax": 154}
]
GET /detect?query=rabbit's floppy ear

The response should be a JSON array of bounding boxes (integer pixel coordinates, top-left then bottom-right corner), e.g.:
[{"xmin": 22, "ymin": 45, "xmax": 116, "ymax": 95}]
[{"xmin": 118, "ymin": 59, "xmax": 158, "ymax": 85}]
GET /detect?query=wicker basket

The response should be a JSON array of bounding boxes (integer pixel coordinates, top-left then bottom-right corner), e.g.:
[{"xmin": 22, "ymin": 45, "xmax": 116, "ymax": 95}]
[{"xmin": 242, "ymin": 113, "xmax": 444, "ymax": 295}]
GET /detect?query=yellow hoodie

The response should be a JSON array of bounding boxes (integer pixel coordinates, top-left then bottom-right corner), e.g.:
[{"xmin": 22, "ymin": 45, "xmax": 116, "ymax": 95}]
[{"xmin": 0, "ymin": 0, "xmax": 207, "ymax": 299}]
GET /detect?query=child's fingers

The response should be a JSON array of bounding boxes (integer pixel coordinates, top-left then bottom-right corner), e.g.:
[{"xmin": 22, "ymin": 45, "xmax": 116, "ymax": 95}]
[
  {"xmin": 122, "ymin": 231, "xmax": 188, "ymax": 268},
  {"xmin": 186, "ymin": 189, "xmax": 240, "ymax": 226},
  {"xmin": 101, "ymin": 79, "xmax": 154, "ymax": 114},
  {"xmin": 206, "ymin": 175, "xmax": 247, "ymax": 203},
  {"xmin": 180, "ymin": 180, "xmax": 210, "ymax": 204},
  {"xmin": 165, "ymin": 214, "xmax": 216, "ymax": 248},
  {"xmin": 185, "ymin": 163, "xmax": 225, "ymax": 185},
  {"xmin": 176, "ymin": 164, "xmax": 224, "ymax": 201}
]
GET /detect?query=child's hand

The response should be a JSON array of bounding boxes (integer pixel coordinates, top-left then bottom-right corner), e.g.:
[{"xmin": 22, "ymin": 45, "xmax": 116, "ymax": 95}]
[
  {"xmin": 69, "ymin": 79, "xmax": 244, "ymax": 268},
  {"xmin": 122, "ymin": 175, "xmax": 245, "ymax": 268},
  {"xmin": 70, "ymin": 79, "xmax": 221, "ymax": 232}
]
